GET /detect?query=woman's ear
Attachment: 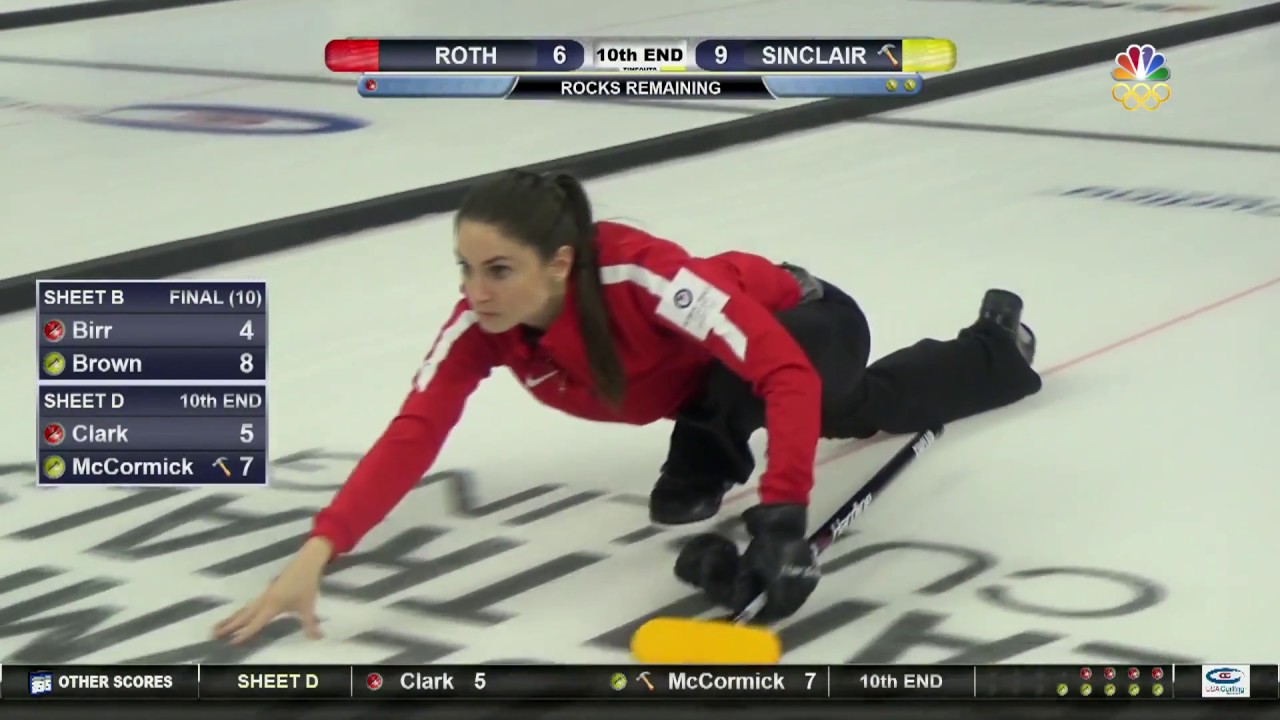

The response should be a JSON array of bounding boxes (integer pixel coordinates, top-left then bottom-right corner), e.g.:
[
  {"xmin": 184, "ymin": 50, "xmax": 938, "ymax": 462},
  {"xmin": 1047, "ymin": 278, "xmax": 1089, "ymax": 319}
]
[{"xmin": 550, "ymin": 245, "xmax": 576, "ymax": 283}]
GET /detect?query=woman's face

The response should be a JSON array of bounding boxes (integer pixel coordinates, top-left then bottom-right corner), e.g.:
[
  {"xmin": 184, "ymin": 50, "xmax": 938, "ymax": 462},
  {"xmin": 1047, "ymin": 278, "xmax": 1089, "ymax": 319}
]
[{"xmin": 455, "ymin": 220, "xmax": 571, "ymax": 333}]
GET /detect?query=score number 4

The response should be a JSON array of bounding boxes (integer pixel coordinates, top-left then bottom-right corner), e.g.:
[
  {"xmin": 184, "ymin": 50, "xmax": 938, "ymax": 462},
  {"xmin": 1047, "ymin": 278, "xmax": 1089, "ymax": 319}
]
[{"xmin": 239, "ymin": 319, "xmax": 257, "ymax": 374}]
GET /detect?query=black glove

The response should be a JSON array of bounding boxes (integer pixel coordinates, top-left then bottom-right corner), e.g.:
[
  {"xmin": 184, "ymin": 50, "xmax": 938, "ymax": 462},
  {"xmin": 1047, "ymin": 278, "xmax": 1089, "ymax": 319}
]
[
  {"xmin": 673, "ymin": 504, "xmax": 819, "ymax": 621},
  {"xmin": 674, "ymin": 533, "xmax": 740, "ymax": 608},
  {"xmin": 733, "ymin": 503, "xmax": 819, "ymax": 620}
]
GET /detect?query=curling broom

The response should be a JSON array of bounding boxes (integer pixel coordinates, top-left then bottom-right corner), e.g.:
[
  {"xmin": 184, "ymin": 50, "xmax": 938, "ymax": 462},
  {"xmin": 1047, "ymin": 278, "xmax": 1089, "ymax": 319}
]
[{"xmin": 630, "ymin": 425, "xmax": 944, "ymax": 664}]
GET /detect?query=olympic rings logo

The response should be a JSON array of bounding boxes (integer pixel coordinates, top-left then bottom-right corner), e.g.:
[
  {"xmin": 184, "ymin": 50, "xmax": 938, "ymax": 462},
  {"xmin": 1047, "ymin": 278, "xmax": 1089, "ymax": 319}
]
[{"xmin": 1111, "ymin": 82, "xmax": 1171, "ymax": 111}]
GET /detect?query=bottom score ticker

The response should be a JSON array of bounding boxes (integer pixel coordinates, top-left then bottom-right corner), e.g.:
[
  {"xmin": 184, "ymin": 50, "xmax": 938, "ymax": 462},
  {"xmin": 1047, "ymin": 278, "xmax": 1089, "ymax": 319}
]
[
  {"xmin": 356, "ymin": 73, "xmax": 924, "ymax": 99},
  {"xmin": 3, "ymin": 663, "xmax": 1263, "ymax": 701}
]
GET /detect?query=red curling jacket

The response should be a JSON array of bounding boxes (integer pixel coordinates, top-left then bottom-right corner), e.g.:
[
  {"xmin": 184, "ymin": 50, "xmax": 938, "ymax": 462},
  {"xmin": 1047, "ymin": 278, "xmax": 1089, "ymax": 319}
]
[{"xmin": 312, "ymin": 221, "xmax": 821, "ymax": 555}]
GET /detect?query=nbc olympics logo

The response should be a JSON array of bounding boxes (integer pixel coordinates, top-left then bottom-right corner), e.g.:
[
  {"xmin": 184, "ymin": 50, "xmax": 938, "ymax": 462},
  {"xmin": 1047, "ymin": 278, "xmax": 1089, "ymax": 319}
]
[{"xmin": 1111, "ymin": 43, "xmax": 1171, "ymax": 111}]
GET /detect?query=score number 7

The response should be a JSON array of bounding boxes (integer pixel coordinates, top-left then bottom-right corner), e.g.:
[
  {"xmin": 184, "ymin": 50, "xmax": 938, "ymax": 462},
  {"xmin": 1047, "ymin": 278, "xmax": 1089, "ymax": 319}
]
[
  {"xmin": 213, "ymin": 455, "xmax": 254, "ymax": 478},
  {"xmin": 807, "ymin": 672, "xmax": 817, "ymax": 689}
]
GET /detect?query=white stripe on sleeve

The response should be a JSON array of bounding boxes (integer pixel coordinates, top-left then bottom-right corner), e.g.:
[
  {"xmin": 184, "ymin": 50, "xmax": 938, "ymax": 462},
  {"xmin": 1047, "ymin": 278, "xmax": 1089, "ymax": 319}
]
[{"xmin": 413, "ymin": 310, "xmax": 478, "ymax": 391}]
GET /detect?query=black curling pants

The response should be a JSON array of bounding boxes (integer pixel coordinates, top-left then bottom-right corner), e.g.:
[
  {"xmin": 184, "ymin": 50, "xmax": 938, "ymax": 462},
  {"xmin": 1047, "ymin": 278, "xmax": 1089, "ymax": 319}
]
[{"xmin": 661, "ymin": 277, "xmax": 1044, "ymax": 487}]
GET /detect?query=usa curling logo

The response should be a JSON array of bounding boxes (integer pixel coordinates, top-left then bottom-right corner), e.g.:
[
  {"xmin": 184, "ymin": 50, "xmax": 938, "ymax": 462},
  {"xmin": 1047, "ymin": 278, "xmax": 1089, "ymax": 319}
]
[
  {"xmin": 1111, "ymin": 43, "xmax": 1171, "ymax": 111},
  {"xmin": 1201, "ymin": 665, "xmax": 1250, "ymax": 698}
]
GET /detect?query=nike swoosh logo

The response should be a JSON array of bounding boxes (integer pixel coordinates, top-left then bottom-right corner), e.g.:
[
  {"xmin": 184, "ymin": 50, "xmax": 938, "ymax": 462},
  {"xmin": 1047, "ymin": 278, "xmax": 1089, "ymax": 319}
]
[{"xmin": 525, "ymin": 371, "xmax": 557, "ymax": 388}]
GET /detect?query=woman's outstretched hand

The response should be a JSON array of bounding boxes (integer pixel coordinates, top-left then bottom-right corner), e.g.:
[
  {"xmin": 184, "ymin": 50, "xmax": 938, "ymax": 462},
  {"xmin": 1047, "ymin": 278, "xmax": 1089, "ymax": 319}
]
[{"xmin": 212, "ymin": 537, "xmax": 333, "ymax": 644}]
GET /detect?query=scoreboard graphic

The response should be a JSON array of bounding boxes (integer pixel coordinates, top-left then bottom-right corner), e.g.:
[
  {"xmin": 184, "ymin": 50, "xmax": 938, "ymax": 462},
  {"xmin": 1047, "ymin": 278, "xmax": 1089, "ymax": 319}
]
[
  {"xmin": 36, "ymin": 280, "xmax": 269, "ymax": 488},
  {"xmin": 324, "ymin": 37, "xmax": 958, "ymax": 100},
  {"xmin": 0, "ymin": 663, "xmax": 1276, "ymax": 701}
]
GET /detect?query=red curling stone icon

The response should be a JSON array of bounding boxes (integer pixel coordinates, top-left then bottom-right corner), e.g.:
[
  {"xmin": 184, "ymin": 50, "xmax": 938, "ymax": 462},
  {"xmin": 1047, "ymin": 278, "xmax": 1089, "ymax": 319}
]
[
  {"xmin": 43, "ymin": 423, "xmax": 65, "ymax": 445},
  {"xmin": 44, "ymin": 319, "xmax": 65, "ymax": 342}
]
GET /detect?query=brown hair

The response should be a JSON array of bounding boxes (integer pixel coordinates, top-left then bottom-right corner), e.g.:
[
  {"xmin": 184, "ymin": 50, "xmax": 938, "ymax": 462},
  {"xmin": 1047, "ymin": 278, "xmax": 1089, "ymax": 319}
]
[{"xmin": 456, "ymin": 170, "xmax": 626, "ymax": 406}]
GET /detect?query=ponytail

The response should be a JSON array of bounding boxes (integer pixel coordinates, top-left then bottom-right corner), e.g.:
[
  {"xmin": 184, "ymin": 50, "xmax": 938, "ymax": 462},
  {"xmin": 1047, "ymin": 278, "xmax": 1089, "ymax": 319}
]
[{"xmin": 548, "ymin": 173, "xmax": 626, "ymax": 407}]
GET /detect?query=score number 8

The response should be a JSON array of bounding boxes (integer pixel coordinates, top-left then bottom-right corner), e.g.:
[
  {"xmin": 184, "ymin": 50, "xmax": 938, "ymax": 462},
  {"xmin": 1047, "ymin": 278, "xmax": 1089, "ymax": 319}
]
[{"xmin": 238, "ymin": 319, "xmax": 256, "ymax": 374}]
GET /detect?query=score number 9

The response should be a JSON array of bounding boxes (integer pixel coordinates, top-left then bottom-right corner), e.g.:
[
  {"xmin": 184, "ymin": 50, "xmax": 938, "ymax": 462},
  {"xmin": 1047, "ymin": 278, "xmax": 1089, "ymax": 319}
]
[{"xmin": 712, "ymin": 45, "xmax": 727, "ymax": 64}]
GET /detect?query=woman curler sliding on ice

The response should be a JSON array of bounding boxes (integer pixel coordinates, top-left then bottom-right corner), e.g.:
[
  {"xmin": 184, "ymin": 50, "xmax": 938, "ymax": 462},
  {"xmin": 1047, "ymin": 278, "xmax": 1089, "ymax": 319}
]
[{"xmin": 214, "ymin": 169, "xmax": 1040, "ymax": 644}]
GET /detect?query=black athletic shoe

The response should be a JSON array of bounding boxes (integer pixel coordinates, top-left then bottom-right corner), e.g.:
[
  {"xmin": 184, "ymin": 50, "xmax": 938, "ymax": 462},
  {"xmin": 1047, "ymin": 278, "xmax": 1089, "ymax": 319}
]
[
  {"xmin": 649, "ymin": 473, "xmax": 734, "ymax": 525},
  {"xmin": 980, "ymin": 289, "xmax": 1037, "ymax": 366}
]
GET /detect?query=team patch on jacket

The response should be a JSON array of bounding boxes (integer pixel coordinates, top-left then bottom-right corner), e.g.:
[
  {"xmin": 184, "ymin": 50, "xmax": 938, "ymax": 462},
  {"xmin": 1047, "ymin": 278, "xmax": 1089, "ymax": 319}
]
[{"xmin": 656, "ymin": 268, "xmax": 730, "ymax": 341}]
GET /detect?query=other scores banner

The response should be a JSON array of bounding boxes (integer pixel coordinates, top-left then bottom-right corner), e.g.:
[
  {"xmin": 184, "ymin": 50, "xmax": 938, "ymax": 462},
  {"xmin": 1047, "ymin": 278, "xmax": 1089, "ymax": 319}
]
[{"xmin": 1, "ymin": 664, "xmax": 1274, "ymax": 700}]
